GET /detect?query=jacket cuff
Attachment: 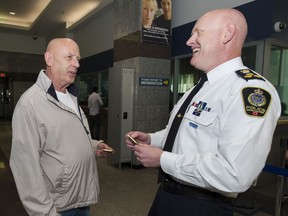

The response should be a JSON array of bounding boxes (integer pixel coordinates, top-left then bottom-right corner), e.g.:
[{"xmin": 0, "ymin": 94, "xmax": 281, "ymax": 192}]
[{"xmin": 91, "ymin": 139, "xmax": 104, "ymax": 152}]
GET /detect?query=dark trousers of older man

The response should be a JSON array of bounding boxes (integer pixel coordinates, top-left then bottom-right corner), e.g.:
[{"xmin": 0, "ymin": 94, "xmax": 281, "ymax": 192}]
[
  {"xmin": 60, "ymin": 206, "xmax": 90, "ymax": 216},
  {"xmin": 89, "ymin": 114, "xmax": 100, "ymax": 140}
]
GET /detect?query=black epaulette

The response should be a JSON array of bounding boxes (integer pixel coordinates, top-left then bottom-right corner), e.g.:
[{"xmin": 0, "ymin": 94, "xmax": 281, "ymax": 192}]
[{"xmin": 235, "ymin": 69, "xmax": 265, "ymax": 81}]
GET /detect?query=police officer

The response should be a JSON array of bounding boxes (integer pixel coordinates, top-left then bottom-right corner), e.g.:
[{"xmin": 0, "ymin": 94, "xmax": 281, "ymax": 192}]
[{"xmin": 125, "ymin": 8, "xmax": 281, "ymax": 216}]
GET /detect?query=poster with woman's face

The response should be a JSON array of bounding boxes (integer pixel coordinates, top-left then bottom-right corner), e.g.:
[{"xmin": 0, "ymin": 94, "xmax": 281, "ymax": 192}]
[{"xmin": 141, "ymin": 0, "xmax": 172, "ymax": 45}]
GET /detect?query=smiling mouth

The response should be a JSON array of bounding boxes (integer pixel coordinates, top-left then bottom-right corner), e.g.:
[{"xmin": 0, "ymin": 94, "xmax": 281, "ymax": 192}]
[{"xmin": 193, "ymin": 48, "xmax": 200, "ymax": 54}]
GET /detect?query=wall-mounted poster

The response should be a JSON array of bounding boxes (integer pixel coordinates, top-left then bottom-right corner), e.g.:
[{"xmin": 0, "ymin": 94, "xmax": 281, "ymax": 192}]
[{"xmin": 141, "ymin": 0, "xmax": 172, "ymax": 45}]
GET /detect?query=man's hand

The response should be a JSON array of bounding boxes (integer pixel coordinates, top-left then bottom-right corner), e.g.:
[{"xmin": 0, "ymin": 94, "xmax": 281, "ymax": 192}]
[
  {"xmin": 96, "ymin": 142, "xmax": 115, "ymax": 158},
  {"xmin": 125, "ymin": 131, "xmax": 151, "ymax": 150},
  {"xmin": 133, "ymin": 144, "xmax": 163, "ymax": 168}
]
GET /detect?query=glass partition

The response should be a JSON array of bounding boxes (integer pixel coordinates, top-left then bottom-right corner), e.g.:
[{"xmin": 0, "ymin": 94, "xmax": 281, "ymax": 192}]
[
  {"xmin": 170, "ymin": 57, "xmax": 202, "ymax": 111},
  {"xmin": 267, "ymin": 45, "xmax": 288, "ymax": 116},
  {"xmin": 75, "ymin": 70, "xmax": 108, "ymax": 107}
]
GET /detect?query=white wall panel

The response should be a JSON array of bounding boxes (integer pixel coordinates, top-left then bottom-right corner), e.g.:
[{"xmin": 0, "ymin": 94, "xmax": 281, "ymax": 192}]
[{"xmin": 73, "ymin": 3, "xmax": 114, "ymax": 58}]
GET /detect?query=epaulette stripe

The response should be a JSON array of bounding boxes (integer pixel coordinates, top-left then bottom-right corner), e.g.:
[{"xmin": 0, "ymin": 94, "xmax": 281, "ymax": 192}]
[{"xmin": 236, "ymin": 69, "xmax": 265, "ymax": 81}]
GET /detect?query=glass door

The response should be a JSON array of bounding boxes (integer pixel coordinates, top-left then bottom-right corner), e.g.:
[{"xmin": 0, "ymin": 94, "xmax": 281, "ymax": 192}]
[
  {"xmin": 0, "ymin": 74, "xmax": 12, "ymax": 120},
  {"xmin": 170, "ymin": 57, "xmax": 202, "ymax": 111},
  {"xmin": 264, "ymin": 40, "xmax": 288, "ymax": 116}
]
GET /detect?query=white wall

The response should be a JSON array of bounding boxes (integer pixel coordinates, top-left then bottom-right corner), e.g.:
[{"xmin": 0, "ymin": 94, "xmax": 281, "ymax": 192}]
[
  {"xmin": 72, "ymin": 3, "xmax": 114, "ymax": 58},
  {"xmin": 0, "ymin": 32, "xmax": 46, "ymax": 54},
  {"xmin": 171, "ymin": 0, "xmax": 255, "ymax": 28}
]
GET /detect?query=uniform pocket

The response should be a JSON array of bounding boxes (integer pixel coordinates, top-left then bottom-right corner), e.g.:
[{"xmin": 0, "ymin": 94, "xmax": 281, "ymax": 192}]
[{"xmin": 184, "ymin": 110, "xmax": 217, "ymax": 127}]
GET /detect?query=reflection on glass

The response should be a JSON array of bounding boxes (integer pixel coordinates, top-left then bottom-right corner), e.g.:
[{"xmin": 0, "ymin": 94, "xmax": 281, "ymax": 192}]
[{"xmin": 268, "ymin": 46, "xmax": 288, "ymax": 116}]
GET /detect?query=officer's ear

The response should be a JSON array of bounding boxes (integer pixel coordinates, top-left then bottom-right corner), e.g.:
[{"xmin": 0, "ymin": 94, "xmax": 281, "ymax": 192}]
[{"xmin": 222, "ymin": 23, "xmax": 235, "ymax": 44}]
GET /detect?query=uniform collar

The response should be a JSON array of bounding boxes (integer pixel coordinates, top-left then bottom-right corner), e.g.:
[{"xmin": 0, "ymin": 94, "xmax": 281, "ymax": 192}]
[{"xmin": 206, "ymin": 57, "xmax": 246, "ymax": 84}]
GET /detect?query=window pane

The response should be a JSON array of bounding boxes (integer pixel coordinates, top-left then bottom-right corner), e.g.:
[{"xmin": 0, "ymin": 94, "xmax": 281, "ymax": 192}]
[
  {"xmin": 75, "ymin": 70, "xmax": 108, "ymax": 106},
  {"xmin": 268, "ymin": 46, "xmax": 288, "ymax": 116}
]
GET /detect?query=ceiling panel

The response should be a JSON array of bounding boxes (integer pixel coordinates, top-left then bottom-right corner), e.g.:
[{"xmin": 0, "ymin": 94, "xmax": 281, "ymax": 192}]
[{"xmin": 0, "ymin": 0, "xmax": 112, "ymax": 37}]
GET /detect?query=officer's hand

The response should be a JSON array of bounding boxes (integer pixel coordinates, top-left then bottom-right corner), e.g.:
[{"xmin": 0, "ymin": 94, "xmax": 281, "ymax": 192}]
[
  {"xmin": 133, "ymin": 144, "xmax": 163, "ymax": 168},
  {"xmin": 125, "ymin": 131, "xmax": 151, "ymax": 150}
]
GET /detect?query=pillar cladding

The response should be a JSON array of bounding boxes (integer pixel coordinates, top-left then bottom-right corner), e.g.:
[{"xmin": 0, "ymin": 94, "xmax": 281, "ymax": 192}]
[{"xmin": 113, "ymin": 0, "xmax": 171, "ymax": 132}]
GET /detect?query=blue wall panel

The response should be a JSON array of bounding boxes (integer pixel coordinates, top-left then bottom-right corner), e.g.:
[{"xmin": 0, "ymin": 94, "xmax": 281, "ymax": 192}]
[{"xmin": 78, "ymin": 49, "xmax": 114, "ymax": 74}]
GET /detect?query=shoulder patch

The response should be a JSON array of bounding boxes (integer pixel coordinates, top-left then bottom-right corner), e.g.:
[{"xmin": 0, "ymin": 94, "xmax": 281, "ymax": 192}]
[
  {"xmin": 236, "ymin": 69, "xmax": 265, "ymax": 81},
  {"xmin": 242, "ymin": 87, "xmax": 271, "ymax": 117}
]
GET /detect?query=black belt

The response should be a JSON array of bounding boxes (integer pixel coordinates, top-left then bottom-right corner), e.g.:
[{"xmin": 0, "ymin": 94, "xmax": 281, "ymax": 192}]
[{"xmin": 161, "ymin": 178, "xmax": 234, "ymax": 204}]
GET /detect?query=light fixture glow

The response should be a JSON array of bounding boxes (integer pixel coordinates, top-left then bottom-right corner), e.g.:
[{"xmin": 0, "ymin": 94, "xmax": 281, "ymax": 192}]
[
  {"xmin": 0, "ymin": 0, "xmax": 52, "ymax": 30},
  {"xmin": 65, "ymin": 2, "xmax": 100, "ymax": 29}
]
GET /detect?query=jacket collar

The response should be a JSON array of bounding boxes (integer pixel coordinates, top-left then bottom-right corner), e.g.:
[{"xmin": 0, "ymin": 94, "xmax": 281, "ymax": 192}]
[{"xmin": 37, "ymin": 69, "xmax": 79, "ymax": 101}]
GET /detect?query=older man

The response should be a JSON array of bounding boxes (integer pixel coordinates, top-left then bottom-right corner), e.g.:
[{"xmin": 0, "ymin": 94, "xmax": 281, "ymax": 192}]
[{"xmin": 10, "ymin": 38, "xmax": 113, "ymax": 216}]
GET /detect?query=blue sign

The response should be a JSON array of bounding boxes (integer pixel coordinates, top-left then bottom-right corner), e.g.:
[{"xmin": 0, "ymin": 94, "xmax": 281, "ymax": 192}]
[{"xmin": 139, "ymin": 77, "xmax": 169, "ymax": 87}]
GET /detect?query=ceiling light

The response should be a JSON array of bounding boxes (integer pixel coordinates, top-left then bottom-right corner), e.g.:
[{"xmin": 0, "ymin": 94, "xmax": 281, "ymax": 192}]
[
  {"xmin": 0, "ymin": 0, "xmax": 51, "ymax": 30},
  {"xmin": 65, "ymin": 2, "xmax": 101, "ymax": 29}
]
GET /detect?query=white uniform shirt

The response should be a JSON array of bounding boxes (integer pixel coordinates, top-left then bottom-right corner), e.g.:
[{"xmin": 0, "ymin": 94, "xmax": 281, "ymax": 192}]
[{"xmin": 150, "ymin": 57, "xmax": 281, "ymax": 195}]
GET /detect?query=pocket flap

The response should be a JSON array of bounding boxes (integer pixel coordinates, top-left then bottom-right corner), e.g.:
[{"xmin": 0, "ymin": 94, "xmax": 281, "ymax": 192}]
[{"xmin": 185, "ymin": 110, "xmax": 217, "ymax": 127}]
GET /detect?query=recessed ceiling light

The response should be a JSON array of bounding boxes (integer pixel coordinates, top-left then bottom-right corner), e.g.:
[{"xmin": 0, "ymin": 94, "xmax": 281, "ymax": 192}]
[{"xmin": 1, "ymin": 0, "xmax": 51, "ymax": 30}]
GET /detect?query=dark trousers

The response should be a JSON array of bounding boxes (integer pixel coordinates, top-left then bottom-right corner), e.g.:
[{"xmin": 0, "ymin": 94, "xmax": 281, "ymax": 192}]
[
  {"xmin": 60, "ymin": 206, "xmax": 90, "ymax": 216},
  {"xmin": 148, "ymin": 185, "xmax": 233, "ymax": 216},
  {"xmin": 89, "ymin": 114, "xmax": 100, "ymax": 140}
]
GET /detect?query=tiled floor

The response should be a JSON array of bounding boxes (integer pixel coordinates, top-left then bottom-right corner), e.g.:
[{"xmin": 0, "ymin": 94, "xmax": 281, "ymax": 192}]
[{"xmin": 0, "ymin": 120, "xmax": 274, "ymax": 216}]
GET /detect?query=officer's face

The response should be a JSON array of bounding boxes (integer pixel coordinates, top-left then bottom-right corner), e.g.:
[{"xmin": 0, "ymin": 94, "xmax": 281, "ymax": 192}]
[{"xmin": 186, "ymin": 13, "xmax": 223, "ymax": 72}]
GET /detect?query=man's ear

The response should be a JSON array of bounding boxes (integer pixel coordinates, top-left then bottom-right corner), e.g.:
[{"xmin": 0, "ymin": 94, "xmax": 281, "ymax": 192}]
[
  {"xmin": 223, "ymin": 24, "xmax": 235, "ymax": 44},
  {"xmin": 44, "ymin": 51, "xmax": 53, "ymax": 66}
]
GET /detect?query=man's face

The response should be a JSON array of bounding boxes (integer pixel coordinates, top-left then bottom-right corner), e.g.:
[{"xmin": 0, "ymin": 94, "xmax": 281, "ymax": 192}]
[
  {"xmin": 186, "ymin": 15, "xmax": 222, "ymax": 72},
  {"xmin": 48, "ymin": 41, "xmax": 80, "ymax": 90},
  {"xmin": 161, "ymin": 0, "xmax": 172, "ymax": 20}
]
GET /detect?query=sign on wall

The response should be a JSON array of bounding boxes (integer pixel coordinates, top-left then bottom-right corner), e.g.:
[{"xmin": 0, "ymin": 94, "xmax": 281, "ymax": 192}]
[
  {"xmin": 139, "ymin": 77, "xmax": 169, "ymax": 86},
  {"xmin": 141, "ymin": 0, "xmax": 172, "ymax": 45}
]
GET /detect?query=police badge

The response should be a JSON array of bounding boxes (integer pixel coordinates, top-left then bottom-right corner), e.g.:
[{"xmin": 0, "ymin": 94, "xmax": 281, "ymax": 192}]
[{"xmin": 242, "ymin": 87, "xmax": 271, "ymax": 117}]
